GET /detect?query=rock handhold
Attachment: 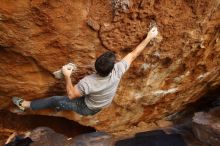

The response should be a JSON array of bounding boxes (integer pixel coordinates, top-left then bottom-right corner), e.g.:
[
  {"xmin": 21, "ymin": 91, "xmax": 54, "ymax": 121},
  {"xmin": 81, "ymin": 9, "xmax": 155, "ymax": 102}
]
[
  {"xmin": 112, "ymin": 0, "xmax": 133, "ymax": 15},
  {"xmin": 87, "ymin": 18, "xmax": 100, "ymax": 31}
]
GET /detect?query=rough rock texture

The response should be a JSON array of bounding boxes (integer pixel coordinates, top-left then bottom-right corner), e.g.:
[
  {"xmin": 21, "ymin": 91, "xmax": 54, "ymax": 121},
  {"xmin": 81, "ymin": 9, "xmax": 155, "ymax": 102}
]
[
  {"xmin": 28, "ymin": 127, "xmax": 73, "ymax": 146},
  {"xmin": 4, "ymin": 127, "xmax": 114, "ymax": 146},
  {"xmin": 71, "ymin": 132, "xmax": 114, "ymax": 146},
  {"xmin": 193, "ymin": 107, "xmax": 220, "ymax": 146},
  {"xmin": 0, "ymin": 0, "xmax": 220, "ymax": 136}
]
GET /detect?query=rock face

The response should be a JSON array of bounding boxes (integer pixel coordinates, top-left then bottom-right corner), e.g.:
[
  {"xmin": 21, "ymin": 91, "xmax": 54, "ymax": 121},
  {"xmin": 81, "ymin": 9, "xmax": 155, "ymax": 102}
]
[
  {"xmin": 193, "ymin": 107, "xmax": 220, "ymax": 146},
  {"xmin": 4, "ymin": 127, "xmax": 114, "ymax": 146},
  {"xmin": 0, "ymin": 0, "xmax": 220, "ymax": 135}
]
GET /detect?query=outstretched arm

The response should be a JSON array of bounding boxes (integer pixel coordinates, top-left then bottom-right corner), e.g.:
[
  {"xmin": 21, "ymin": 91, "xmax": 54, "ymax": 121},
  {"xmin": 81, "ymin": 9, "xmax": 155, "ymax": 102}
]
[
  {"xmin": 123, "ymin": 27, "xmax": 158, "ymax": 65},
  {"xmin": 62, "ymin": 65, "xmax": 81, "ymax": 99}
]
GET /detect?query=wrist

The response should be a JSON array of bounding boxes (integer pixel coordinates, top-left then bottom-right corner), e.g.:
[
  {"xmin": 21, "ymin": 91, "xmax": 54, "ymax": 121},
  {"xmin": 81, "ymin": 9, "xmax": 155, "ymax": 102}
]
[
  {"xmin": 64, "ymin": 75, "xmax": 71, "ymax": 81},
  {"xmin": 143, "ymin": 36, "xmax": 151, "ymax": 44},
  {"xmin": 146, "ymin": 35, "xmax": 152, "ymax": 40}
]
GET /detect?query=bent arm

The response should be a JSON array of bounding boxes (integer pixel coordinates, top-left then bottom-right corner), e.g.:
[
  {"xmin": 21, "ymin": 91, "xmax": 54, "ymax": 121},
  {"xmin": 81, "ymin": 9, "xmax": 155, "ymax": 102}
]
[{"xmin": 65, "ymin": 76, "xmax": 81, "ymax": 99}]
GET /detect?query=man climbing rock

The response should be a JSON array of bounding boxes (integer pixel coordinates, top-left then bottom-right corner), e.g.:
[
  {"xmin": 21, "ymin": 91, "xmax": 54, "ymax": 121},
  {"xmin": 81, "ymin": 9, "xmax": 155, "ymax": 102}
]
[{"xmin": 12, "ymin": 27, "xmax": 158, "ymax": 116}]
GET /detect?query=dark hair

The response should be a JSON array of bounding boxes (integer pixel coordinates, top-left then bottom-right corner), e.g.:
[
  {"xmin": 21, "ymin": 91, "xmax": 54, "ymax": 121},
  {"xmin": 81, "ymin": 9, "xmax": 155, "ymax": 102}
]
[{"xmin": 95, "ymin": 51, "xmax": 116, "ymax": 77}]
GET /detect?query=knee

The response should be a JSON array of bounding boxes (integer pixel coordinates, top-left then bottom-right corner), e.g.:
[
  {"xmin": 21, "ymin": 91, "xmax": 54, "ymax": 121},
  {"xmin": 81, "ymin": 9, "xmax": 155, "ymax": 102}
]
[
  {"xmin": 50, "ymin": 96, "xmax": 68, "ymax": 104},
  {"xmin": 48, "ymin": 96, "xmax": 62, "ymax": 104}
]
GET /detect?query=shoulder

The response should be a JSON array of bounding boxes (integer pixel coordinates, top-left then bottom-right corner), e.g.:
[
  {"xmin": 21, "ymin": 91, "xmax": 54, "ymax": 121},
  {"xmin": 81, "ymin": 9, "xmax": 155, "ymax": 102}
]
[
  {"xmin": 113, "ymin": 60, "xmax": 130, "ymax": 73},
  {"xmin": 79, "ymin": 73, "xmax": 97, "ymax": 82},
  {"xmin": 111, "ymin": 60, "xmax": 130, "ymax": 78},
  {"xmin": 76, "ymin": 74, "xmax": 97, "ymax": 95},
  {"xmin": 114, "ymin": 60, "xmax": 129, "ymax": 68}
]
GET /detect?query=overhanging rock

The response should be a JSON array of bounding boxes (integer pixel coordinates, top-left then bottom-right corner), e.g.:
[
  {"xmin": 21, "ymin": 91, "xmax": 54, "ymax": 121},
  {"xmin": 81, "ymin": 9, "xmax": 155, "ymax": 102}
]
[{"xmin": 0, "ymin": 0, "xmax": 220, "ymax": 136}]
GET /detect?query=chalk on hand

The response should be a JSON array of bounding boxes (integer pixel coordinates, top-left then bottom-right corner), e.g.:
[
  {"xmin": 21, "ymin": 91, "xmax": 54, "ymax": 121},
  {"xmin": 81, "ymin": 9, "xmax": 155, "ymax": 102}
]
[{"xmin": 53, "ymin": 63, "xmax": 77, "ymax": 79}]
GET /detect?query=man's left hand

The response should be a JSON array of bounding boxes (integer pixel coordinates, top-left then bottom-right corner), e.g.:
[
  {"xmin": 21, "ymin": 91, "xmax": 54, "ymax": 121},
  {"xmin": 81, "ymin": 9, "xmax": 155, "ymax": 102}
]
[
  {"xmin": 147, "ymin": 26, "xmax": 158, "ymax": 39},
  {"xmin": 62, "ymin": 65, "xmax": 73, "ymax": 78}
]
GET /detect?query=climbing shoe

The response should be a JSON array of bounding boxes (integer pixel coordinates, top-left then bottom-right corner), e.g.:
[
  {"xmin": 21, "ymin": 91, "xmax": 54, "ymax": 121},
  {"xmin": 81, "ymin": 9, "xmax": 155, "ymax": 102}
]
[{"xmin": 12, "ymin": 97, "xmax": 25, "ymax": 111}]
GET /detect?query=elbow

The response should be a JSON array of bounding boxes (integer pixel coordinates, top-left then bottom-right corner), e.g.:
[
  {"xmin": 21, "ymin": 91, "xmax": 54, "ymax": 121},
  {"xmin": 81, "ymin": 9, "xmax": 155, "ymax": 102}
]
[
  {"xmin": 67, "ymin": 86, "xmax": 81, "ymax": 99},
  {"xmin": 67, "ymin": 91, "xmax": 75, "ymax": 99}
]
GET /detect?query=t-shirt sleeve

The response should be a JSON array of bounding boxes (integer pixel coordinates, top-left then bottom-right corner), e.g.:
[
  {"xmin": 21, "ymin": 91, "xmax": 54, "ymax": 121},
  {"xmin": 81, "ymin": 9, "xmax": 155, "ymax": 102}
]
[
  {"xmin": 76, "ymin": 77, "xmax": 90, "ymax": 95},
  {"xmin": 113, "ymin": 59, "xmax": 130, "ymax": 78}
]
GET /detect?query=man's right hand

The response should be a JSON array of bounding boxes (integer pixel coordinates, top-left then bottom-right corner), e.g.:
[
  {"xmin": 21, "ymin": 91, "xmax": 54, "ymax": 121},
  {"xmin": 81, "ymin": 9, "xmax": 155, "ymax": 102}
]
[
  {"xmin": 62, "ymin": 65, "xmax": 73, "ymax": 78},
  {"xmin": 147, "ymin": 26, "xmax": 158, "ymax": 39}
]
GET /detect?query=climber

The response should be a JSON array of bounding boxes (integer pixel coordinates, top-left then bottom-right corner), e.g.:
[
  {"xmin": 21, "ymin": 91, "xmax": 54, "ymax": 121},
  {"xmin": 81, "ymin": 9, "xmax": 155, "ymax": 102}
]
[{"xmin": 12, "ymin": 26, "xmax": 158, "ymax": 116}]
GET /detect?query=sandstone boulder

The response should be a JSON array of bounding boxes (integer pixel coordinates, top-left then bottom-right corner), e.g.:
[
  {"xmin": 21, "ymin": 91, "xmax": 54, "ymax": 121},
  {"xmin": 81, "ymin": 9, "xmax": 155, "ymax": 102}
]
[
  {"xmin": 0, "ymin": 0, "xmax": 220, "ymax": 135},
  {"xmin": 193, "ymin": 107, "xmax": 220, "ymax": 146}
]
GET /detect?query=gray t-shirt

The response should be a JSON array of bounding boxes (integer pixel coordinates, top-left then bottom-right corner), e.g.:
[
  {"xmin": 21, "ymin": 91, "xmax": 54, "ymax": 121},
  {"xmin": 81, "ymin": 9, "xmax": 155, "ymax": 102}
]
[{"xmin": 76, "ymin": 60, "xmax": 129, "ymax": 110}]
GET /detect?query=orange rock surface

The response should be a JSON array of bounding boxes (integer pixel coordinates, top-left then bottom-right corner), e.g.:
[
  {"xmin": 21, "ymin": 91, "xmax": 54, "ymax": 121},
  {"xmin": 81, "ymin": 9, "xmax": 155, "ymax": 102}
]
[{"xmin": 0, "ymin": 0, "xmax": 220, "ymax": 136}]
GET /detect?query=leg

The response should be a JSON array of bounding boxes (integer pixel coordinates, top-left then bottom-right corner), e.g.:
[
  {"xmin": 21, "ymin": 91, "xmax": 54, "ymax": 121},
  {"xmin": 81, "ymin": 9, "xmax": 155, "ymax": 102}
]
[
  {"xmin": 30, "ymin": 96, "xmax": 68, "ymax": 110},
  {"xmin": 52, "ymin": 96, "xmax": 101, "ymax": 116},
  {"xmin": 13, "ymin": 96, "xmax": 100, "ymax": 116}
]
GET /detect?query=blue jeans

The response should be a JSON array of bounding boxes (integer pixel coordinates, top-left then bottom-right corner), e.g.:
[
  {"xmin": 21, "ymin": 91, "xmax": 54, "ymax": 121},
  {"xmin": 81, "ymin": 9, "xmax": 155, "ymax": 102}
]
[{"xmin": 30, "ymin": 96, "xmax": 100, "ymax": 116}]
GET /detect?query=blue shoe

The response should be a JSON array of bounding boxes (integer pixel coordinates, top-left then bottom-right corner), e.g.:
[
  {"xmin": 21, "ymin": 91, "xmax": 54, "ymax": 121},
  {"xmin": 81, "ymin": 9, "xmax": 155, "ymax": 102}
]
[{"xmin": 12, "ymin": 97, "xmax": 25, "ymax": 111}]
